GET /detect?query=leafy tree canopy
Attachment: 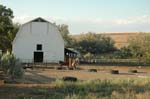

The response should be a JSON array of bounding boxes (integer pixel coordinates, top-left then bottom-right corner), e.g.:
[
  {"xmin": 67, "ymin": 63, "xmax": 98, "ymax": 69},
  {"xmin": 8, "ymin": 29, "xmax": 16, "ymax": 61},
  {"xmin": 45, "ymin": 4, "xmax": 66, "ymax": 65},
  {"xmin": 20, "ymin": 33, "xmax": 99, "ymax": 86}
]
[
  {"xmin": 55, "ymin": 23, "xmax": 75, "ymax": 47},
  {"xmin": 128, "ymin": 33, "xmax": 150, "ymax": 62},
  {"xmin": 0, "ymin": 4, "xmax": 16, "ymax": 52},
  {"xmin": 74, "ymin": 32, "xmax": 115, "ymax": 55}
]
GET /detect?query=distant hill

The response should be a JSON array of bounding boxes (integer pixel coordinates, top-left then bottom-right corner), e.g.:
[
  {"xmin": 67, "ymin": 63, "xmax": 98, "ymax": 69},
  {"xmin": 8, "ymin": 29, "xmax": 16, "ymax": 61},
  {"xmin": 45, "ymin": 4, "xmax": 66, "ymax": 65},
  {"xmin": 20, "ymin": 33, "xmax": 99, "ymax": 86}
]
[{"xmin": 71, "ymin": 32, "xmax": 150, "ymax": 48}]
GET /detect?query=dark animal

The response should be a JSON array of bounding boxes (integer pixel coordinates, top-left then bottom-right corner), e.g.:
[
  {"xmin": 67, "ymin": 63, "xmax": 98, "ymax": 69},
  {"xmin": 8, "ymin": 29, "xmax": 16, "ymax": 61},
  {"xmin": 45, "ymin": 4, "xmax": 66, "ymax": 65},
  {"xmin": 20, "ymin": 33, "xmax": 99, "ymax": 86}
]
[{"xmin": 59, "ymin": 61, "xmax": 69, "ymax": 68}]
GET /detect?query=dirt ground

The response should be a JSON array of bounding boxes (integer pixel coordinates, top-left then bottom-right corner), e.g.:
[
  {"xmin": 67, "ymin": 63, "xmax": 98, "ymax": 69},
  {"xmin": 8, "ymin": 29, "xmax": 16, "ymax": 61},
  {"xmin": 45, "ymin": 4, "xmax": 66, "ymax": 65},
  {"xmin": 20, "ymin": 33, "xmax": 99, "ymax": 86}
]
[
  {"xmin": 22, "ymin": 65, "xmax": 150, "ymax": 84},
  {"xmin": 0, "ymin": 65, "xmax": 149, "ymax": 99}
]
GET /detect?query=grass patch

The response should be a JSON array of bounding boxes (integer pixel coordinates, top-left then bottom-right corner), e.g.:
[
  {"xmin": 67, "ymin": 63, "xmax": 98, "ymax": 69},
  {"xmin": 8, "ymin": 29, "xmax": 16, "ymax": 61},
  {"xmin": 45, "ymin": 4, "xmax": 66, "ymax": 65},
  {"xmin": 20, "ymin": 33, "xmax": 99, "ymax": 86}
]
[{"xmin": 0, "ymin": 78, "xmax": 150, "ymax": 99}]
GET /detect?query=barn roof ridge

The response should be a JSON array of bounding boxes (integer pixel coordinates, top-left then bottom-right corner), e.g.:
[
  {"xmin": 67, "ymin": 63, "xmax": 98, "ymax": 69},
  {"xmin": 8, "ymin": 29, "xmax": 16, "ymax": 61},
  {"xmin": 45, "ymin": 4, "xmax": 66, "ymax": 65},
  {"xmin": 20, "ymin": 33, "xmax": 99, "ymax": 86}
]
[
  {"xmin": 29, "ymin": 17, "xmax": 49, "ymax": 23},
  {"xmin": 23, "ymin": 17, "xmax": 50, "ymax": 24},
  {"xmin": 22, "ymin": 17, "xmax": 57, "ymax": 26},
  {"xmin": 21, "ymin": 17, "xmax": 59, "ymax": 30}
]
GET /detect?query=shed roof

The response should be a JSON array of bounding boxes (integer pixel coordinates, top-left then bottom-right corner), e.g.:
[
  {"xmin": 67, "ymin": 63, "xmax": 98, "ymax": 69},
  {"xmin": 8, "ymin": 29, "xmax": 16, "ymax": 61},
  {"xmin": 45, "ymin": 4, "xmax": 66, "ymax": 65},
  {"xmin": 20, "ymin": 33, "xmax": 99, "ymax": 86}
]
[{"xmin": 65, "ymin": 48, "xmax": 78, "ymax": 54}]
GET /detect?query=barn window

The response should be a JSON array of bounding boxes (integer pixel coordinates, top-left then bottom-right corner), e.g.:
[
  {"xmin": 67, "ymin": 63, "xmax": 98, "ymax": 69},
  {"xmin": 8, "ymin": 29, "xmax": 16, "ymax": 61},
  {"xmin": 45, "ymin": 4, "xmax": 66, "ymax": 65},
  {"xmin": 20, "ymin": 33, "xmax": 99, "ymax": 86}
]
[{"xmin": 37, "ymin": 44, "xmax": 42, "ymax": 50}]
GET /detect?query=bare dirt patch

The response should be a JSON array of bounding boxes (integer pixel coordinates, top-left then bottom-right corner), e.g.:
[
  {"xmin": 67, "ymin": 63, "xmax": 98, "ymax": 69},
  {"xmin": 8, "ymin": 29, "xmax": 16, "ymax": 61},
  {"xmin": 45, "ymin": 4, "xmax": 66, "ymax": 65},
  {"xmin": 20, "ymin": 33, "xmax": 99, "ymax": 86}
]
[{"xmin": 21, "ymin": 65, "xmax": 150, "ymax": 83}]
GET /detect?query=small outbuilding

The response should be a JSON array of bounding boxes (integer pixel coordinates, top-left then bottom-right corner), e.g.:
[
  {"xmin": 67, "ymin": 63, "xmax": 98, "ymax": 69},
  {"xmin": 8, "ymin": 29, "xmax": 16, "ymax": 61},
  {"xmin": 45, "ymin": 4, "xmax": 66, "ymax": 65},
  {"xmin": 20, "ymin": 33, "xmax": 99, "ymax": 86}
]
[{"xmin": 65, "ymin": 48, "xmax": 78, "ymax": 67}]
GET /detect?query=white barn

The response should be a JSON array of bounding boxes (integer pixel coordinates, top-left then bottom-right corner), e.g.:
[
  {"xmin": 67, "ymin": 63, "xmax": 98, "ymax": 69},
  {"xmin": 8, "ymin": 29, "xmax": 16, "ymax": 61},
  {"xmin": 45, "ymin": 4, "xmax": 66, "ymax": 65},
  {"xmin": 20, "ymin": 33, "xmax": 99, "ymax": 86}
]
[{"xmin": 12, "ymin": 17, "xmax": 64, "ymax": 63}]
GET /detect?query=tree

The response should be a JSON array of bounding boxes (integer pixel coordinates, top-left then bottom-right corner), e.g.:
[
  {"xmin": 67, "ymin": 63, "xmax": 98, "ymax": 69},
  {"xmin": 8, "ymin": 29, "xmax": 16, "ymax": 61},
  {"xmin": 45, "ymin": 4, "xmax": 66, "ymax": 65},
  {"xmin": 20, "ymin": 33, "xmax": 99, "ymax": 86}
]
[
  {"xmin": 56, "ymin": 24, "xmax": 75, "ymax": 47},
  {"xmin": 83, "ymin": 52, "xmax": 94, "ymax": 62},
  {"xmin": 0, "ymin": 4, "xmax": 15, "ymax": 52},
  {"xmin": 2, "ymin": 23, "xmax": 20, "ymax": 52},
  {"xmin": 128, "ymin": 33, "xmax": 150, "ymax": 62},
  {"xmin": 74, "ymin": 32, "xmax": 115, "ymax": 55},
  {"xmin": 113, "ymin": 47, "xmax": 132, "ymax": 59}
]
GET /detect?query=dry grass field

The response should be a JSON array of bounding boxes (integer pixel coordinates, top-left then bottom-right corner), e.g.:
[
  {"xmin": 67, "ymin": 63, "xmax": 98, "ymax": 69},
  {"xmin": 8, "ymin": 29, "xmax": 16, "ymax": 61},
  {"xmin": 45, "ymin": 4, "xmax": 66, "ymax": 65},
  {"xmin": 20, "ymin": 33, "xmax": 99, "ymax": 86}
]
[
  {"xmin": 1, "ymin": 65, "xmax": 149, "ymax": 84},
  {"xmin": 0, "ymin": 65, "xmax": 150, "ymax": 99},
  {"xmin": 102, "ymin": 33, "xmax": 140, "ymax": 48},
  {"xmin": 72, "ymin": 32, "xmax": 150, "ymax": 48},
  {"xmin": 19, "ymin": 65, "xmax": 150, "ymax": 84}
]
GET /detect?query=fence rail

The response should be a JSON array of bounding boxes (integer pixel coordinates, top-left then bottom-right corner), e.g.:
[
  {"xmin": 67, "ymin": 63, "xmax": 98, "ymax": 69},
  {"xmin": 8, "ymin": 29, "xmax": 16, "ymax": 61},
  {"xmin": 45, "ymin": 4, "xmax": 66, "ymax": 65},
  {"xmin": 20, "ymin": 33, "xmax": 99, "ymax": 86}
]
[{"xmin": 80, "ymin": 59, "xmax": 150, "ymax": 66}]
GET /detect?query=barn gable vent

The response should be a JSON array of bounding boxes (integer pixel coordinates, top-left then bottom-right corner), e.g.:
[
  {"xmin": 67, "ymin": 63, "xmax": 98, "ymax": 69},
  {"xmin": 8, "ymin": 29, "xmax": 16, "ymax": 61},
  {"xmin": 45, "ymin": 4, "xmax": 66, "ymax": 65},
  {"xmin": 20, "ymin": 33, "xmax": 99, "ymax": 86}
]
[{"xmin": 32, "ymin": 18, "xmax": 47, "ymax": 22}]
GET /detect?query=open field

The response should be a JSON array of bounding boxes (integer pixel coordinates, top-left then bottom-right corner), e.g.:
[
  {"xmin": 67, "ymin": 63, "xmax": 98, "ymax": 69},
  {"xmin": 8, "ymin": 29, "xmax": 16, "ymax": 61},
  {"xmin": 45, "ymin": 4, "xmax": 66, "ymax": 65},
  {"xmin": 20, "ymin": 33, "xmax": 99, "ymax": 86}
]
[
  {"xmin": 11, "ymin": 65, "xmax": 150, "ymax": 83},
  {"xmin": 1, "ymin": 79, "xmax": 150, "ymax": 99},
  {"xmin": 0, "ymin": 77, "xmax": 150, "ymax": 99},
  {"xmin": 0, "ymin": 65, "xmax": 150, "ymax": 99},
  {"xmin": 1, "ymin": 65, "xmax": 150, "ymax": 83}
]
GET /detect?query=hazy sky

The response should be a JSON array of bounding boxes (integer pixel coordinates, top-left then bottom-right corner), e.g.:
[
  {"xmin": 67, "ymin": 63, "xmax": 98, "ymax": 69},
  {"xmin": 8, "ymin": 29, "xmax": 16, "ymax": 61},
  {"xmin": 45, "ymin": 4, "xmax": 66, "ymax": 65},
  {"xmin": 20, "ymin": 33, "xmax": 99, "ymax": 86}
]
[{"xmin": 1, "ymin": 0, "xmax": 150, "ymax": 34}]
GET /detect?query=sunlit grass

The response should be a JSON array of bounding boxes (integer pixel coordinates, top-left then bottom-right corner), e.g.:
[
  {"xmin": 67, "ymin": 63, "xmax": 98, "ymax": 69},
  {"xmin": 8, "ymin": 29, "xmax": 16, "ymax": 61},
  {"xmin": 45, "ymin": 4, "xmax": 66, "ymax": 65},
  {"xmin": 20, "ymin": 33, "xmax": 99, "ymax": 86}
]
[{"xmin": 0, "ymin": 78, "xmax": 150, "ymax": 99}]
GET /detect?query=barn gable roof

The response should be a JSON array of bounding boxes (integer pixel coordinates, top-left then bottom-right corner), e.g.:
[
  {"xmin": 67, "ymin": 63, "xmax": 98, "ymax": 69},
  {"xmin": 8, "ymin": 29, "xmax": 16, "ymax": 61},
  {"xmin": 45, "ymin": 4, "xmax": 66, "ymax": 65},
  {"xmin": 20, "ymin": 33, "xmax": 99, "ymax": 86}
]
[
  {"xmin": 22, "ymin": 17, "xmax": 58, "ymax": 28},
  {"xmin": 22, "ymin": 17, "xmax": 60, "ymax": 32},
  {"xmin": 28, "ymin": 17, "xmax": 50, "ymax": 23},
  {"xmin": 13, "ymin": 17, "xmax": 64, "ymax": 44}
]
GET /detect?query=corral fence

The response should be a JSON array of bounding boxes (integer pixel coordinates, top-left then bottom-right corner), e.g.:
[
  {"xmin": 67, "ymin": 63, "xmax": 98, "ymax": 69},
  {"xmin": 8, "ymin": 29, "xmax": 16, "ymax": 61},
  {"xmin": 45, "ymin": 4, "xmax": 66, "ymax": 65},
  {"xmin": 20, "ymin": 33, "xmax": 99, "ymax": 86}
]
[
  {"xmin": 22, "ymin": 62, "xmax": 58, "ymax": 69},
  {"xmin": 80, "ymin": 59, "xmax": 150, "ymax": 66}
]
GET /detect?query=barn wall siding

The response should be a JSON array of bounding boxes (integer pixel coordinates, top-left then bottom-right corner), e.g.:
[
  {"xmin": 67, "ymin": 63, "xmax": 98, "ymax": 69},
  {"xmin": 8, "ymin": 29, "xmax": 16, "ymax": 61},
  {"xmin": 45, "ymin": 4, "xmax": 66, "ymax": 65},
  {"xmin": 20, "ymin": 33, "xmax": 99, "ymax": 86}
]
[{"xmin": 13, "ymin": 18, "xmax": 64, "ymax": 63}]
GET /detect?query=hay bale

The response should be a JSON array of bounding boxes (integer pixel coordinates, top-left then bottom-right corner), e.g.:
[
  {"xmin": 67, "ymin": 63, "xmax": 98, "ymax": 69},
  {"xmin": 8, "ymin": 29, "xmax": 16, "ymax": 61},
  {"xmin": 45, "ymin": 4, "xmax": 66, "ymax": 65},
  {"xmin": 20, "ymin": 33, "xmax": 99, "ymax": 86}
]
[
  {"xmin": 63, "ymin": 76, "xmax": 77, "ymax": 82},
  {"xmin": 88, "ymin": 69, "xmax": 97, "ymax": 72},
  {"xmin": 110, "ymin": 70, "xmax": 119, "ymax": 74},
  {"xmin": 56, "ymin": 67, "xmax": 62, "ymax": 70},
  {"xmin": 128, "ymin": 70, "xmax": 137, "ymax": 73}
]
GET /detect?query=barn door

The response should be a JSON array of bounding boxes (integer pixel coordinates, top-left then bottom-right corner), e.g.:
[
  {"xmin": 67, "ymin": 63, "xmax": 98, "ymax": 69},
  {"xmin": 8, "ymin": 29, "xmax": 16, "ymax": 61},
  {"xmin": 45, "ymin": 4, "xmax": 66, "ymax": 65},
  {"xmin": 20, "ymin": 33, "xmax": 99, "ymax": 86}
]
[{"xmin": 34, "ymin": 52, "xmax": 43, "ymax": 62}]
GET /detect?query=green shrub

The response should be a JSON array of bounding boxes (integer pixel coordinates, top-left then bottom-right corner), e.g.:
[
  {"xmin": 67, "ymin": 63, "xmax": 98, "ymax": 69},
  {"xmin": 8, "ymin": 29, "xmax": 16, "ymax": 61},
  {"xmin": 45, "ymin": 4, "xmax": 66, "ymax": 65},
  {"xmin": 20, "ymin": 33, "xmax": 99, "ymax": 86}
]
[
  {"xmin": 113, "ymin": 47, "xmax": 132, "ymax": 59},
  {"xmin": 1, "ymin": 53, "xmax": 24, "ymax": 79},
  {"xmin": 8, "ymin": 65, "xmax": 24, "ymax": 79}
]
